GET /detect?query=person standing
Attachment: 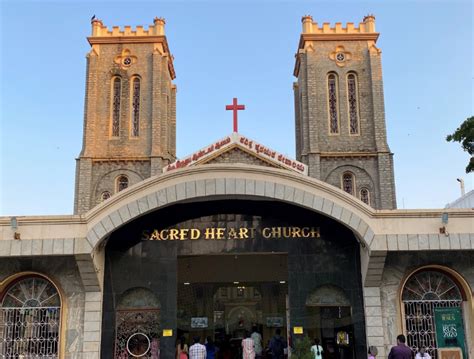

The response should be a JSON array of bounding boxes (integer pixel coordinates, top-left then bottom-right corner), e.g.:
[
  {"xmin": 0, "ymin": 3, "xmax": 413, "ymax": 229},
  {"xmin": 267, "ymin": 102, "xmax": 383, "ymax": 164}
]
[
  {"xmin": 242, "ymin": 331, "xmax": 255, "ymax": 359},
  {"xmin": 311, "ymin": 338, "xmax": 323, "ymax": 359},
  {"xmin": 189, "ymin": 336, "xmax": 207, "ymax": 359},
  {"xmin": 269, "ymin": 329, "xmax": 286, "ymax": 359},
  {"xmin": 206, "ymin": 336, "xmax": 217, "ymax": 359},
  {"xmin": 177, "ymin": 336, "xmax": 189, "ymax": 359},
  {"xmin": 250, "ymin": 326, "xmax": 263, "ymax": 358},
  {"xmin": 368, "ymin": 345, "xmax": 378, "ymax": 359},
  {"xmin": 388, "ymin": 335, "xmax": 413, "ymax": 359},
  {"xmin": 415, "ymin": 347, "xmax": 431, "ymax": 359}
]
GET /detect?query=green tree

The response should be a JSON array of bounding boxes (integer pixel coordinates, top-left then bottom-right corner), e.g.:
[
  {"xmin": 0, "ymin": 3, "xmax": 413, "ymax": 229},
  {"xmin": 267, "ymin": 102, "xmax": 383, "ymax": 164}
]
[
  {"xmin": 292, "ymin": 336, "xmax": 313, "ymax": 359},
  {"xmin": 446, "ymin": 116, "xmax": 474, "ymax": 173}
]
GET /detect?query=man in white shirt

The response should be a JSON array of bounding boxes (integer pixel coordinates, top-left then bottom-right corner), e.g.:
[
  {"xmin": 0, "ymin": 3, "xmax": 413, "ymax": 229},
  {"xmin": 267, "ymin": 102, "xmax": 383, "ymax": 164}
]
[{"xmin": 189, "ymin": 336, "xmax": 207, "ymax": 359}]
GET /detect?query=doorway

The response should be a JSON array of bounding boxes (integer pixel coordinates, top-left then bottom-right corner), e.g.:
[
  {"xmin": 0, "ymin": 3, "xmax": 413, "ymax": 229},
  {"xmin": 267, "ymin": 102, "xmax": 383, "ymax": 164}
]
[
  {"xmin": 305, "ymin": 285, "xmax": 355, "ymax": 359},
  {"xmin": 177, "ymin": 254, "xmax": 288, "ymax": 358}
]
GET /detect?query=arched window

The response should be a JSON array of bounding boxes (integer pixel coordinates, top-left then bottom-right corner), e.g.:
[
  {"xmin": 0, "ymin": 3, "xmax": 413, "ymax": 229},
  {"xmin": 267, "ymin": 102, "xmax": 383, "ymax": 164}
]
[
  {"xmin": 100, "ymin": 191, "xmax": 111, "ymax": 202},
  {"xmin": 347, "ymin": 73, "xmax": 360, "ymax": 135},
  {"xmin": 360, "ymin": 188, "xmax": 370, "ymax": 205},
  {"xmin": 327, "ymin": 73, "xmax": 339, "ymax": 134},
  {"xmin": 402, "ymin": 269, "xmax": 464, "ymax": 357},
  {"xmin": 116, "ymin": 175, "xmax": 129, "ymax": 192},
  {"xmin": 342, "ymin": 172, "xmax": 354, "ymax": 195},
  {"xmin": 131, "ymin": 77, "xmax": 141, "ymax": 137},
  {"xmin": 111, "ymin": 77, "xmax": 122, "ymax": 137},
  {"xmin": 1, "ymin": 276, "xmax": 61, "ymax": 357}
]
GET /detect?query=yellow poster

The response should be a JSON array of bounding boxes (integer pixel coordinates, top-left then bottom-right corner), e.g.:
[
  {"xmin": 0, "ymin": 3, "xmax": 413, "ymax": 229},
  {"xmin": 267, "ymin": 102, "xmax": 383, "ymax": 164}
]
[
  {"xmin": 163, "ymin": 329, "xmax": 173, "ymax": 337},
  {"xmin": 293, "ymin": 327, "xmax": 303, "ymax": 334}
]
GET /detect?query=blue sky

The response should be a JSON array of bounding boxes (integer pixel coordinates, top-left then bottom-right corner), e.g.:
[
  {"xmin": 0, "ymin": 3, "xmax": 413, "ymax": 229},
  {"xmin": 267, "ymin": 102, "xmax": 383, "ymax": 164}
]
[{"xmin": 0, "ymin": 0, "xmax": 472, "ymax": 215}]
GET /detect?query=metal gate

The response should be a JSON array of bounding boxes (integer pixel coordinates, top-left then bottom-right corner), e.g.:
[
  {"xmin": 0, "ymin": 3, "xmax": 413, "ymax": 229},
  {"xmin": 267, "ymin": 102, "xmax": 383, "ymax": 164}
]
[
  {"xmin": 0, "ymin": 307, "xmax": 60, "ymax": 358},
  {"xmin": 404, "ymin": 299, "xmax": 462, "ymax": 359},
  {"xmin": 114, "ymin": 309, "xmax": 160, "ymax": 358}
]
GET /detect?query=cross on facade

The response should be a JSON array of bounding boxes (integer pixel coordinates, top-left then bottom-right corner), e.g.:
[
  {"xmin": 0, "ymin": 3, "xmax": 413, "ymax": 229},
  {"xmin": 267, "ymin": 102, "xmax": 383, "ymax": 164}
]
[{"xmin": 225, "ymin": 98, "xmax": 245, "ymax": 132}]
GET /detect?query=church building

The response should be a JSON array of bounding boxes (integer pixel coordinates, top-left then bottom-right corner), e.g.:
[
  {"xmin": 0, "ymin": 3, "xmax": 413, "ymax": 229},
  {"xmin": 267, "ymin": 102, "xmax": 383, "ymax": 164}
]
[{"xmin": 0, "ymin": 16, "xmax": 473, "ymax": 359}]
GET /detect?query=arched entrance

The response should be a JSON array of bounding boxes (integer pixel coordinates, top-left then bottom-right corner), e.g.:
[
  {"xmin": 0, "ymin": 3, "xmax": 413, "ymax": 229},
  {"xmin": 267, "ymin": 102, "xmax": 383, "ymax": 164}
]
[
  {"xmin": 0, "ymin": 274, "xmax": 62, "ymax": 358},
  {"xmin": 401, "ymin": 268, "xmax": 469, "ymax": 358},
  {"xmin": 100, "ymin": 198, "xmax": 367, "ymax": 359}
]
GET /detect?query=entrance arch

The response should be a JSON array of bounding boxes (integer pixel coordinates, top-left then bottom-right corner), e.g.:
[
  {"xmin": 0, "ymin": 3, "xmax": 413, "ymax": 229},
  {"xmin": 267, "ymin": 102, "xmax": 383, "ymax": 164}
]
[
  {"xmin": 101, "ymin": 196, "xmax": 368, "ymax": 359},
  {"xmin": 85, "ymin": 164, "xmax": 376, "ymax": 250}
]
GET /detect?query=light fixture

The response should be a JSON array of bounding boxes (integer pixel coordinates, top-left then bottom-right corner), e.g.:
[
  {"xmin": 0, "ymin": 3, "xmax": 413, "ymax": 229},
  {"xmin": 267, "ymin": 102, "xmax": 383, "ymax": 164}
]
[
  {"xmin": 439, "ymin": 212, "xmax": 449, "ymax": 236},
  {"xmin": 279, "ymin": 281, "xmax": 286, "ymax": 284},
  {"xmin": 233, "ymin": 281, "xmax": 239, "ymax": 284},
  {"xmin": 10, "ymin": 217, "xmax": 17, "ymax": 230},
  {"xmin": 441, "ymin": 212, "xmax": 449, "ymax": 225},
  {"xmin": 11, "ymin": 217, "xmax": 20, "ymax": 240},
  {"xmin": 184, "ymin": 282, "xmax": 190, "ymax": 285}
]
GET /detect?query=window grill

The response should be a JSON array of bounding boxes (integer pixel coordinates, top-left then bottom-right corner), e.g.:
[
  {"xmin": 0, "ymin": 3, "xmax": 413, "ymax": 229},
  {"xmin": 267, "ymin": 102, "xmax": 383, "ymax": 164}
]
[
  {"xmin": 1, "ymin": 277, "xmax": 60, "ymax": 358},
  {"xmin": 131, "ymin": 78, "xmax": 140, "ymax": 137},
  {"xmin": 403, "ymin": 300, "xmax": 462, "ymax": 359},
  {"xmin": 101, "ymin": 191, "xmax": 111, "ymax": 202},
  {"xmin": 112, "ymin": 77, "xmax": 122, "ymax": 137},
  {"xmin": 0, "ymin": 307, "xmax": 60, "ymax": 358},
  {"xmin": 117, "ymin": 176, "xmax": 129, "ymax": 192},
  {"xmin": 327, "ymin": 74, "xmax": 339, "ymax": 134},
  {"xmin": 347, "ymin": 74, "xmax": 359, "ymax": 134},
  {"xmin": 402, "ymin": 270, "xmax": 464, "ymax": 359},
  {"xmin": 342, "ymin": 173, "xmax": 354, "ymax": 195},
  {"xmin": 360, "ymin": 188, "xmax": 370, "ymax": 205}
]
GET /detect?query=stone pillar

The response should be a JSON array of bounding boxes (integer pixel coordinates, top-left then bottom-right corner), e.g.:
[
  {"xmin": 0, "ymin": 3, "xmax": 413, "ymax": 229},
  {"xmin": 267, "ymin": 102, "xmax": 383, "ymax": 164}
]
[
  {"xmin": 82, "ymin": 291, "xmax": 103, "ymax": 359},
  {"xmin": 363, "ymin": 287, "xmax": 385, "ymax": 358}
]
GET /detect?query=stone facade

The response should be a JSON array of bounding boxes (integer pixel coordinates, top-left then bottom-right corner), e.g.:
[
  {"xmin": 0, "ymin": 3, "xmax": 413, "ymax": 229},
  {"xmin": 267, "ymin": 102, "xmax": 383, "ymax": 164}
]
[
  {"xmin": 1, "ymin": 15, "xmax": 474, "ymax": 359},
  {"xmin": 206, "ymin": 147, "xmax": 277, "ymax": 168},
  {"xmin": 74, "ymin": 18, "xmax": 177, "ymax": 214},
  {"xmin": 1, "ymin": 165, "xmax": 474, "ymax": 358},
  {"xmin": 293, "ymin": 15, "xmax": 396, "ymax": 209}
]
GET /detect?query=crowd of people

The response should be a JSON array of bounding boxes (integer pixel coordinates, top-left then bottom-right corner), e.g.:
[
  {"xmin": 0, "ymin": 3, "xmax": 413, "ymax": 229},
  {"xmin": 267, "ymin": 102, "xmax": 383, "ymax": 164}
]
[
  {"xmin": 177, "ymin": 331, "xmax": 431, "ymax": 359},
  {"xmin": 176, "ymin": 327, "xmax": 287, "ymax": 359},
  {"xmin": 370, "ymin": 334, "xmax": 431, "ymax": 359}
]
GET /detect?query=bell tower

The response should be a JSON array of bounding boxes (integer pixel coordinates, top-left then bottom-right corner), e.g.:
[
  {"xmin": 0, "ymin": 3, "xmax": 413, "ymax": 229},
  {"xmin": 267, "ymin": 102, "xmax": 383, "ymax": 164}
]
[
  {"xmin": 293, "ymin": 15, "xmax": 396, "ymax": 209},
  {"xmin": 74, "ymin": 18, "xmax": 176, "ymax": 214}
]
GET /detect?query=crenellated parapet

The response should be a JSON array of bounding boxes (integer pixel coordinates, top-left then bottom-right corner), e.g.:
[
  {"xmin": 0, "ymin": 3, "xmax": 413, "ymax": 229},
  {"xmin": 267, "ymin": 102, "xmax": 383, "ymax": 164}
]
[
  {"xmin": 87, "ymin": 17, "xmax": 175, "ymax": 79},
  {"xmin": 294, "ymin": 15, "xmax": 379, "ymax": 77},
  {"xmin": 90, "ymin": 17, "xmax": 166, "ymax": 37},
  {"xmin": 300, "ymin": 14, "xmax": 377, "ymax": 35}
]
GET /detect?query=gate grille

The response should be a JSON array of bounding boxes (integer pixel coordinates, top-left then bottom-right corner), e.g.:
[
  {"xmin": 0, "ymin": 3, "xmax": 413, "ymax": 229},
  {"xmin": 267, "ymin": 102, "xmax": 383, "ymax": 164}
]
[
  {"xmin": 0, "ymin": 307, "xmax": 60, "ymax": 358},
  {"xmin": 403, "ymin": 300, "xmax": 462, "ymax": 359}
]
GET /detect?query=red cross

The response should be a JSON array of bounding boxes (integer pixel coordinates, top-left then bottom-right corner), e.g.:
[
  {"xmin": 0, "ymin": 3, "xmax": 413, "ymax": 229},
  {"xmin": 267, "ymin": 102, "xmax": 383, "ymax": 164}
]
[{"xmin": 225, "ymin": 98, "xmax": 245, "ymax": 132}]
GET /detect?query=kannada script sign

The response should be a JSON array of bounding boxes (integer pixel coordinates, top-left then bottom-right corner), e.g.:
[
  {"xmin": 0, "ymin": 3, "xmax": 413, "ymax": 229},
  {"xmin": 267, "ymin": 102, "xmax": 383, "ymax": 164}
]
[{"xmin": 163, "ymin": 132, "xmax": 308, "ymax": 174}]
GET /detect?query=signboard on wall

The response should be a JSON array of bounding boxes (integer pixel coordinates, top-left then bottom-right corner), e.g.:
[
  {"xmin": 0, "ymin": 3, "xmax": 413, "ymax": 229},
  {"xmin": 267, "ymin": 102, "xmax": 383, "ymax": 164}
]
[
  {"xmin": 434, "ymin": 307, "xmax": 466, "ymax": 359},
  {"xmin": 266, "ymin": 317, "xmax": 284, "ymax": 327},
  {"xmin": 191, "ymin": 317, "xmax": 208, "ymax": 328}
]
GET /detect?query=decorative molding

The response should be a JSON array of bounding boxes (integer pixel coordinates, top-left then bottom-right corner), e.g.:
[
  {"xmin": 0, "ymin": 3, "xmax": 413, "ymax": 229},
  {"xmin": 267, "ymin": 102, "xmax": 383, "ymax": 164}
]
[
  {"xmin": 114, "ymin": 49, "xmax": 137, "ymax": 69},
  {"xmin": 329, "ymin": 45, "xmax": 352, "ymax": 67}
]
